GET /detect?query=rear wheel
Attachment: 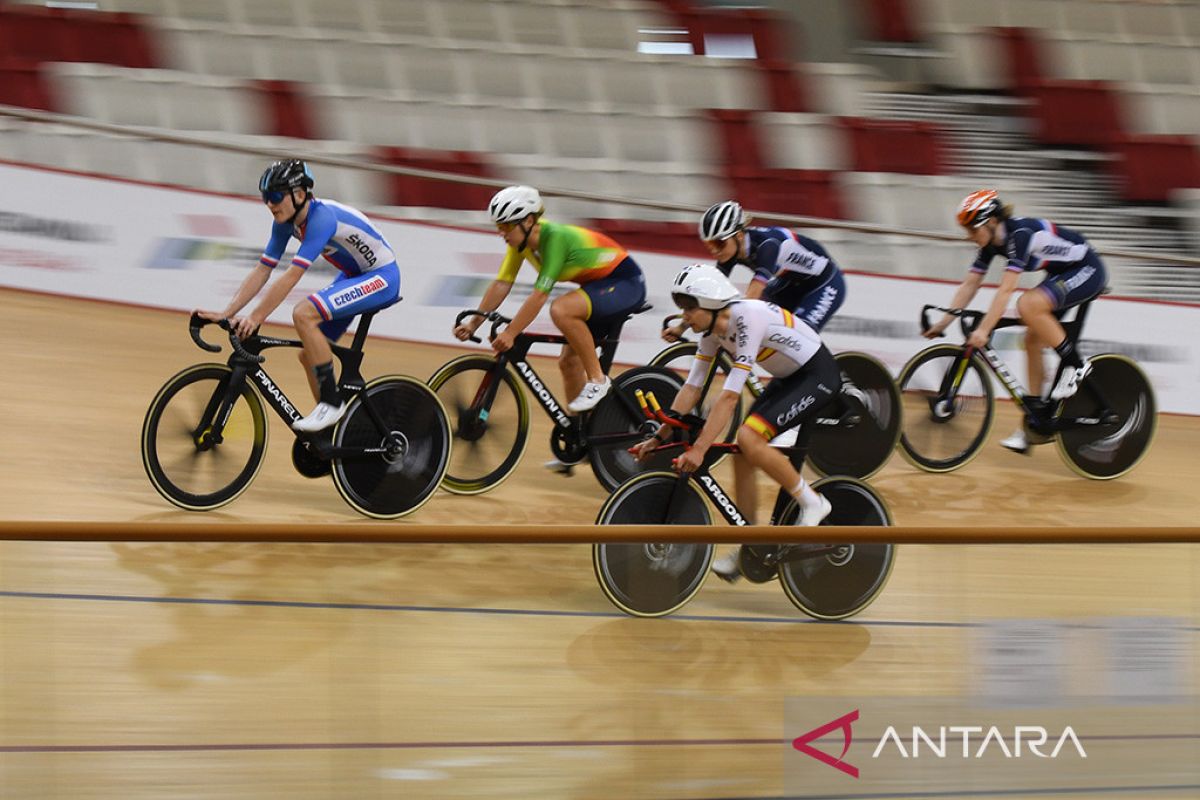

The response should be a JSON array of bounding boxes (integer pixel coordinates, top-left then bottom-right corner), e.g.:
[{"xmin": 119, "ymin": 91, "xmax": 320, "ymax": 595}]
[
  {"xmin": 141, "ymin": 364, "xmax": 267, "ymax": 511},
  {"xmin": 429, "ymin": 355, "xmax": 528, "ymax": 495},
  {"xmin": 808, "ymin": 352, "xmax": 902, "ymax": 479},
  {"xmin": 331, "ymin": 376, "xmax": 451, "ymax": 518},
  {"xmin": 594, "ymin": 472, "xmax": 713, "ymax": 617},
  {"xmin": 586, "ymin": 366, "xmax": 684, "ymax": 492},
  {"xmin": 774, "ymin": 477, "xmax": 895, "ymax": 620},
  {"xmin": 897, "ymin": 344, "xmax": 994, "ymax": 472},
  {"xmin": 1056, "ymin": 354, "xmax": 1156, "ymax": 480}
]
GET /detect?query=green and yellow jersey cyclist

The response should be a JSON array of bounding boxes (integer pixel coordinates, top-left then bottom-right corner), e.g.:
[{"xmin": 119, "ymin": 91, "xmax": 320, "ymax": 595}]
[{"xmin": 453, "ymin": 185, "xmax": 647, "ymax": 417}]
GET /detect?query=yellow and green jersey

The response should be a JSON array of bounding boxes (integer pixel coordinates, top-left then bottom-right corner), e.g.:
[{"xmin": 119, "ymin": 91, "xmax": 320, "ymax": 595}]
[{"xmin": 496, "ymin": 220, "xmax": 628, "ymax": 294}]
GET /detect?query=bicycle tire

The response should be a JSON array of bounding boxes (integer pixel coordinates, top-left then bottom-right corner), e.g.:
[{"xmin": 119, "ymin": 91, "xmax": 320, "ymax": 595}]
[
  {"xmin": 648, "ymin": 340, "xmax": 743, "ymax": 445},
  {"xmin": 1055, "ymin": 354, "xmax": 1157, "ymax": 480},
  {"xmin": 331, "ymin": 375, "xmax": 451, "ymax": 519},
  {"xmin": 141, "ymin": 363, "xmax": 268, "ymax": 511},
  {"xmin": 429, "ymin": 354, "xmax": 529, "ymax": 495},
  {"xmin": 808, "ymin": 352, "xmax": 902, "ymax": 479},
  {"xmin": 586, "ymin": 366, "xmax": 684, "ymax": 492},
  {"xmin": 594, "ymin": 472, "xmax": 713, "ymax": 617},
  {"xmin": 897, "ymin": 344, "xmax": 994, "ymax": 472},
  {"xmin": 775, "ymin": 477, "xmax": 895, "ymax": 620}
]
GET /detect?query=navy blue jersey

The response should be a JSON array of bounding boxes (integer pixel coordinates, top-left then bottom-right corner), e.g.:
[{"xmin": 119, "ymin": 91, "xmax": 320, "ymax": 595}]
[
  {"xmin": 718, "ymin": 226, "xmax": 839, "ymax": 291},
  {"xmin": 970, "ymin": 217, "xmax": 1093, "ymax": 277}
]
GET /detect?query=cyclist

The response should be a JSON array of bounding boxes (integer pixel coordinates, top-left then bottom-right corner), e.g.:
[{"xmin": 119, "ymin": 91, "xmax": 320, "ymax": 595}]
[
  {"xmin": 635, "ymin": 263, "xmax": 840, "ymax": 583},
  {"xmin": 453, "ymin": 185, "xmax": 647, "ymax": 420},
  {"xmin": 925, "ymin": 189, "xmax": 1107, "ymax": 453},
  {"xmin": 663, "ymin": 200, "xmax": 848, "ymax": 343},
  {"xmin": 195, "ymin": 159, "xmax": 400, "ymax": 433}
]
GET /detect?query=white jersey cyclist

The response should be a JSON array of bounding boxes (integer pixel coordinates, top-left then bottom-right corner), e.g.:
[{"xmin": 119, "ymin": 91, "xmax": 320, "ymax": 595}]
[{"xmin": 686, "ymin": 298, "xmax": 823, "ymax": 397}]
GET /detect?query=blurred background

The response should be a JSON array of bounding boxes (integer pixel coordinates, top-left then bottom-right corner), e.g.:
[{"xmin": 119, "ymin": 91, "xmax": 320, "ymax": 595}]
[{"xmin": 0, "ymin": 0, "xmax": 1197, "ymax": 295}]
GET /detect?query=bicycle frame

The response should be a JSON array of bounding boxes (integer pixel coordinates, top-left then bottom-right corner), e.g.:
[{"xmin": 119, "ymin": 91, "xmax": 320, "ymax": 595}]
[
  {"xmin": 193, "ymin": 315, "xmax": 393, "ymax": 461},
  {"xmin": 929, "ymin": 302, "xmax": 1119, "ymax": 434}
]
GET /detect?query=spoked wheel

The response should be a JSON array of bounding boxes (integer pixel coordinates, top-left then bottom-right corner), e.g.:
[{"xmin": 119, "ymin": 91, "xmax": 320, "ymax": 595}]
[
  {"xmin": 586, "ymin": 366, "xmax": 684, "ymax": 492},
  {"xmin": 594, "ymin": 472, "xmax": 713, "ymax": 617},
  {"xmin": 808, "ymin": 352, "xmax": 902, "ymax": 479},
  {"xmin": 773, "ymin": 477, "xmax": 894, "ymax": 620},
  {"xmin": 1056, "ymin": 354, "xmax": 1157, "ymax": 480},
  {"xmin": 428, "ymin": 355, "xmax": 529, "ymax": 495},
  {"xmin": 649, "ymin": 341, "xmax": 743, "ymax": 444},
  {"xmin": 141, "ymin": 363, "xmax": 268, "ymax": 511},
  {"xmin": 331, "ymin": 376, "xmax": 451, "ymax": 518},
  {"xmin": 897, "ymin": 344, "xmax": 994, "ymax": 472}
]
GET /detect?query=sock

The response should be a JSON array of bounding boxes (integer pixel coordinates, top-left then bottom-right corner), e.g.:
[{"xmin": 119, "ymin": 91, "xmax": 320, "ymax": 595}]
[
  {"xmin": 1054, "ymin": 337, "xmax": 1083, "ymax": 369},
  {"xmin": 790, "ymin": 478, "xmax": 820, "ymax": 509},
  {"xmin": 313, "ymin": 361, "xmax": 340, "ymax": 406}
]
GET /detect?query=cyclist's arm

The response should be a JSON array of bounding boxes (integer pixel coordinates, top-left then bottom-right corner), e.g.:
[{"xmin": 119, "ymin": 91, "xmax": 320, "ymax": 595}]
[
  {"xmin": 215, "ymin": 263, "xmax": 272, "ymax": 318},
  {"xmin": 932, "ymin": 271, "xmax": 986, "ymax": 331},
  {"xmin": 976, "ymin": 269, "xmax": 1021, "ymax": 338},
  {"xmin": 693, "ymin": 390, "xmax": 739, "ymax": 452},
  {"xmin": 743, "ymin": 280, "xmax": 765, "ymax": 300},
  {"xmin": 504, "ymin": 287, "xmax": 550, "ymax": 338},
  {"xmin": 245, "ymin": 264, "xmax": 307, "ymax": 328},
  {"xmin": 463, "ymin": 279, "xmax": 515, "ymax": 332}
]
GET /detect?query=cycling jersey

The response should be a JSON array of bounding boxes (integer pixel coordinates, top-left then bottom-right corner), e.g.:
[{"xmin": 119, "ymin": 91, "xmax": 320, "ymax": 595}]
[
  {"xmin": 496, "ymin": 220, "xmax": 629, "ymax": 293},
  {"xmin": 970, "ymin": 217, "xmax": 1094, "ymax": 277},
  {"xmin": 259, "ymin": 198, "xmax": 396, "ymax": 276},
  {"xmin": 686, "ymin": 299, "xmax": 822, "ymax": 396},
  {"xmin": 718, "ymin": 226, "xmax": 840, "ymax": 290}
]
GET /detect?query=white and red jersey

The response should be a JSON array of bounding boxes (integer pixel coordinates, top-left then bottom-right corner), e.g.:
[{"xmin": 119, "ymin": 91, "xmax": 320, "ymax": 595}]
[{"xmin": 686, "ymin": 299, "xmax": 823, "ymax": 395}]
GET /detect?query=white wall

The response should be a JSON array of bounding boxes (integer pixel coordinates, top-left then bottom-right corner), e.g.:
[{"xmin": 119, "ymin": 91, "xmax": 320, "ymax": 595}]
[{"xmin": 2, "ymin": 162, "xmax": 1197, "ymax": 413}]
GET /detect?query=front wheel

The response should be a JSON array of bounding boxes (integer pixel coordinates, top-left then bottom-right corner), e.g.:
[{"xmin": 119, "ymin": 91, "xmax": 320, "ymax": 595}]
[
  {"xmin": 429, "ymin": 355, "xmax": 529, "ymax": 495},
  {"xmin": 807, "ymin": 352, "xmax": 902, "ymax": 479},
  {"xmin": 141, "ymin": 363, "xmax": 268, "ymax": 511},
  {"xmin": 1056, "ymin": 354, "xmax": 1156, "ymax": 480},
  {"xmin": 586, "ymin": 366, "xmax": 684, "ymax": 492},
  {"xmin": 897, "ymin": 344, "xmax": 994, "ymax": 472},
  {"xmin": 331, "ymin": 376, "xmax": 451, "ymax": 518},
  {"xmin": 774, "ymin": 477, "xmax": 894, "ymax": 620},
  {"xmin": 594, "ymin": 472, "xmax": 713, "ymax": 617}
]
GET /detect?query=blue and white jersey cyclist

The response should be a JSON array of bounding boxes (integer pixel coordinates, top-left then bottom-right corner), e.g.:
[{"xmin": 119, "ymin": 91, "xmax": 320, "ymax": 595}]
[
  {"xmin": 194, "ymin": 159, "xmax": 401, "ymax": 433},
  {"xmin": 697, "ymin": 200, "xmax": 847, "ymax": 333},
  {"xmin": 634, "ymin": 264, "xmax": 842, "ymax": 584},
  {"xmin": 925, "ymin": 189, "xmax": 1107, "ymax": 453}
]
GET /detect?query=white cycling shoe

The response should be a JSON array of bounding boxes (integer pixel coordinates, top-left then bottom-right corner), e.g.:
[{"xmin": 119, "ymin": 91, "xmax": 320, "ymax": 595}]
[
  {"xmin": 710, "ymin": 546, "xmax": 744, "ymax": 584},
  {"xmin": 1049, "ymin": 360, "xmax": 1092, "ymax": 401},
  {"xmin": 292, "ymin": 401, "xmax": 348, "ymax": 433},
  {"xmin": 567, "ymin": 377, "xmax": 612, "ymax": 413}
]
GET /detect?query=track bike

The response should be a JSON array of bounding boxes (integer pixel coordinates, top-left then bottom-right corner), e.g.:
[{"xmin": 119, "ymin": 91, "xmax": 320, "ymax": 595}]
[
  {"xmin": 897, "ymin": 300, "xmax": 1156, "ymax": 479},
  {"xmin": 142, "ymin": 311, "xmax": 451, "ymax": 518},
  {"xmin": 593, "ymin": 391, "xmax": 894, "ymax": 619},
  {"xmin": 429, "ymin": 307, "xmax": 685, "ymax": 493},
  {"xmin": 649, "ymin": 315, "xmax": 902, "ymax": 479}
]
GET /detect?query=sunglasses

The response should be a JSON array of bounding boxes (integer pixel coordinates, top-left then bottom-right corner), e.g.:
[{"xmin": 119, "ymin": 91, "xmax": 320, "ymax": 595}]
[
  {"xmin": 261, "ymin": 189, "xmax": 287, "ymax": 204},
  {"xmin": 495, "ymin": 221, "xmax": 521, "ymax": 233}
]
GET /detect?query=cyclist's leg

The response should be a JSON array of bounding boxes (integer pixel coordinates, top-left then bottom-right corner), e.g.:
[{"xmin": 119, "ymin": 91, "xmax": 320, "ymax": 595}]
[
  {"xmin": 563, "ymin": 258, "xmax": 647, "ymax": 410},
  {"xmin": 738, "ymin": 346, "xmax": 842, "ymax": 523},
  {"xmin": 1024, "ymin": 255, "xmax": 1106, "ymax": 400},
  {"xmin": 295, "ymin": 264, "xmax": 400, "ymax": 428}
]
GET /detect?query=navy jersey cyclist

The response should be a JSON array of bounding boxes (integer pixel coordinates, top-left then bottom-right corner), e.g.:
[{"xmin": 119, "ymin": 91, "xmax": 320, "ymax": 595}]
[
  {"xmin": 925, "ymin": 189, "xmax": 1107, "ymax": 453},
  {"xmin": 663, "ymin": 200, "xmax": 847, "ymax": 343},
  {"xmin": 634, "ymin": 264, "xmax": 840, "ymax": 583},
  {"xmin": 195, "ymin": 159, "xmax": 401, "ymax": 432}
]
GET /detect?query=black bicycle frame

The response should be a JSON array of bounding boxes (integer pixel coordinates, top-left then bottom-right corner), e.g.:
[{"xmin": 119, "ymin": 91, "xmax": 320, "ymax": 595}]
[{"xmin": 198, "ymin": 313, "xmax": 393, "ymax": 460}]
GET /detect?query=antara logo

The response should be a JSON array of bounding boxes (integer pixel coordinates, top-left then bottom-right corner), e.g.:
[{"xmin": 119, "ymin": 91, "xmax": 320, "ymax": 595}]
[
  {"xmin": 514, "ymin": 360, "xmax": 571, "ymax": 428},
  {"xmin": 791, "ymin": 710, "xmax": 1087, "ymax": 779},
  {"xmin": 255, "ymin": 369, "xmax": 298, "ymax": 419}
]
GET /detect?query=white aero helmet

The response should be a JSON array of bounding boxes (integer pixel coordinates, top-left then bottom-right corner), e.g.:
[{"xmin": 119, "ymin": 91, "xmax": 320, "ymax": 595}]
[
  {"xmin": 699, "ymin": 200, "xmax": 745, "ymax": 241},
  {"xmin": 489, "ymin": 185, "xmax": 543, "ymax": 224},
  {"xmin": 671, "ymin": 263, "xmax": 740, "ymax": 311}
]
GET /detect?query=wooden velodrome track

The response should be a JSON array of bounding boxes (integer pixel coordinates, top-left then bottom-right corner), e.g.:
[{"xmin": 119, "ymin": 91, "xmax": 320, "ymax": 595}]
[{"xmin": 2, "ymin": 289, "xmax": 1198, "ymax": 799}]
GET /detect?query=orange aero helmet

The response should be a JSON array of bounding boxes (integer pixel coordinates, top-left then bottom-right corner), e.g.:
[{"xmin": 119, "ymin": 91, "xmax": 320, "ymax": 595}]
[{"xmin": 957, "ymin": 189, "xmax": 1001, "ymax": 229}]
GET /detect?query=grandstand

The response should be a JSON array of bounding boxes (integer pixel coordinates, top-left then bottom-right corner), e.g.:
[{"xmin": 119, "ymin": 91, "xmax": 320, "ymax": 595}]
[{"xmin": 0, "ymin": 0, "xmax": 1196, "ymax": 296}]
